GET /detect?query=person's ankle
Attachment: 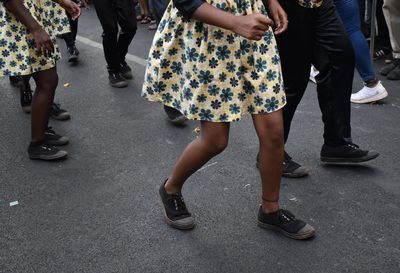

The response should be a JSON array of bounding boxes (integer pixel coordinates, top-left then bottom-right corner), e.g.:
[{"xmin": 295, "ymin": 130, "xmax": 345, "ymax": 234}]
[
  {"xmin": 164, "ymin": 179, "xmax": 182, "ymax": 195},
  {"xmin": 261, "ymin": 201, "xmax": 279, "ymax": 214},
  {"xmin": 365, "ymin": 78, "xmax": 378, "ymax": 87}
]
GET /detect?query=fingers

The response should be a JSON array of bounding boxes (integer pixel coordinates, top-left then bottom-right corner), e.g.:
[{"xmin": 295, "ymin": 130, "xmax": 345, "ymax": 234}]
[
  {"xmin": 255, "ymin": 14, "xmax": 274, "ymax": 27},
  {"xmin": 273, "ymin": 10, "xmax": 288, "ymax": 34}
]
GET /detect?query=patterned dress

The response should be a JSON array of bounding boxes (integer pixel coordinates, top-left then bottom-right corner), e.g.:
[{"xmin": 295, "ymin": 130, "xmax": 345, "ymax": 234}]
[
  {"xmin": 0, "ymin": 0, "xmax": 70, "ymax": 77},
  {"xmin": 142, "ymin": 0, "xmax": 287, "ymax": 122}
]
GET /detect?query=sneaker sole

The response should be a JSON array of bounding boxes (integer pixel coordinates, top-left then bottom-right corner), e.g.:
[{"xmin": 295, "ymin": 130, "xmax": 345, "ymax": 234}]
[
  {"xmin": 29, "ymin": 151, "xmax": 68, "ymax": 161},
  {"xmin": 68, "ymin": 56, "xmax": 78, "ymax": 63},
  {"xmin": 351, "ymin": 90, "xmax": 388, "ymax": 104},
  {"xmin": 22, "ymin": 106, "xmax": 31, "ymax": 113},
  {"xmin": 110, "ymin": 82, "xmax": 129, "ymax": 88},
  {"xmin": 257, "ymin": 220, "xmax": 315, "ymax": 240},
  {"xmin": 122, "ymin": 72, "xmax": 133, "ymax": 80},
  {"xmin": 256, "ymin": 162, "xmax": 310, "ymax": 178},
  {"xmin": 158, "ymin": 193, "xmax": 195, "ymax": 230},
  {"xmin": 51, "ymin": 114, "xmax": 71, "ymax": 121},
  {"xmin": 169, "ymin": 115, "xmax": 188, "ymax": 126},
  {"xmin": 320, "ymin": 152, "xmax": 379, "ymax": 164}
]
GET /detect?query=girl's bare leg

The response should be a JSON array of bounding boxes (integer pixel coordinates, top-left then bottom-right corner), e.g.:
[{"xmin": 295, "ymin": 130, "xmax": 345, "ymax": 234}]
[
  {"xmin": 252, "ymin": 109, "xmax": 284, "ymax": 213},
  {"xmin": 165, "ymin": 121, "xmax": 230, "ymax": 194},
  {"xmin": 30, "ymin": 67, "xmax": 58, "ymax": 142}
]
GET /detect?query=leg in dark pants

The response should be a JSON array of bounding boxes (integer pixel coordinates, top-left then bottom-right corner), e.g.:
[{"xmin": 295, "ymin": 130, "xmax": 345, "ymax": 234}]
[
  {"xmin": 312, "ymin": 0, "xmax": 355, "ymax": 146},
  {"xmin": 63, "ymin": 13, "xmax": 78, "ymax": 48},
  {"xmin": 93, "ymin": 0, "xmax": 137, "ymax": 71},
  {"xmin": 275, "ymin": 0, "xmax": 314, "ymax": 143}
]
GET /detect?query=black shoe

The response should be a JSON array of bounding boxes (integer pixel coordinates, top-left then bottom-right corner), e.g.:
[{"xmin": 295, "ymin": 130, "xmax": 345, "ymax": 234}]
[
  {"xmin": 320, "ymin": 143, "xmax": 379, "ymax": 163},
  {"xmin": 256, "ymin": 151, "xmax": 310, "ymax": 178},
  {"xmin": 67, "ymin": 45, "xmax": 79, "ymax": 63},
  {"xmin": 20, "ymin": 86, "xmax": 32, "ymax": 113},
  {"xmin": 50, "ymin": 103, "xmax": 71, "ymax": 121},
  {"xmin": 387, "ymin": 59, "xmax": 400, "ymax": 81},
  {"xmin": 120, "ymin": 61, "xmax": 133, "ymax": 80},
  {"xmin": 9, "ymin": 76, "xmax": 22, "ymax": 87},
  {"xmin": 44, "ymin": 127, "xmax": 69, "ymax": 146},
  {"xmin": 28, "ymin": 141, "xmax": 68, "ymax": 161},
  {"xmin": 380, "ymin": 61, "xmax": 397, "ymax": 76},
  {"xmin": 164, "ymin": 105, "xmax": 187, "ymax": 125},
  {"xmin": 159, "ymin": 180, "xmax": 194, "ymax": 230},
  {"xmin": 257, "ymin": 207, "xmax": 315, "ymax": 240},
  {"xmin": 108, "ymin": 70, "xmax": 129, "ymax": 88}
]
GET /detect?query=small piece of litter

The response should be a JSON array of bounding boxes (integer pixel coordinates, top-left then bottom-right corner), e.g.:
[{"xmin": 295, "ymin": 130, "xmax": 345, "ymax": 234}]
[
  {"xmin": 9, "ymin": 201, "xmax": 19, "ymax": 207},
  {"xmin": 63, "ymin": 83, "xmax": 70, "ymax": 87},
  {"xmin": 166, "ymin": 139, "xmax": 174, "ymax": 145},
  {"xmin": 244, "ymin": 184, "xmax": 251, "ymax": 188},
  {"xmin": 193, "ymin": 127, "xmax": 201, "ymax": 134},
  {"xmin": 289, "ymin": 197, "xmax": 297, "ymax": 201},
  {"xmin": 223, "ymin": 187, "xmax": 228, "ymax": 191}
]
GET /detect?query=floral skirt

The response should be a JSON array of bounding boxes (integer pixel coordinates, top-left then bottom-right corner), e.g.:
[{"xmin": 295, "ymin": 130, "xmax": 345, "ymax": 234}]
[
  {"xmin": 0, "ymin": 0, "xmax": 70, "ymax": 76},
  {"xmin": 142, "ymin": 0, "xmax": 286, "ymax": 122}
]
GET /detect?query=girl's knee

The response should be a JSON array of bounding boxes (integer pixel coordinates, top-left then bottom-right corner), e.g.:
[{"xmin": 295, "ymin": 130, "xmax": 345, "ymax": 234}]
[
  {"xmin": 204, "ymin": 136, "xmax": 229, "ymax": 154},
  {"xmin": 36, "ymin": 73, "xmax": 58, "ymax": 92},
  {"xmin": 263, "ymin": 124, "xmax": 284, "ymax": 147}
]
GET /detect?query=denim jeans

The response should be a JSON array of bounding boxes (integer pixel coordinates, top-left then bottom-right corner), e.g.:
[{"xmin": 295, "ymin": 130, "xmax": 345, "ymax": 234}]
[{"xmin": 334, "ymin": 0, "xmax": 376, "ymax": 82}]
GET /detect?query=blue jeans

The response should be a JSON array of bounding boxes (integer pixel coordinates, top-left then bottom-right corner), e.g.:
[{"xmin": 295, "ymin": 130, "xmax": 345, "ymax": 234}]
[{"xmin": 334, "ymin": 0, "xmax": 376, "ymax": 82}]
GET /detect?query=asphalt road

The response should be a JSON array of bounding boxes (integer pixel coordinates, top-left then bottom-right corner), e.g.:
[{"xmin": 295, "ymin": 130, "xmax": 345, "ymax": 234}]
[{"xmin": 1, "ymin": 8, "xmax": 400, "ymax": 273}]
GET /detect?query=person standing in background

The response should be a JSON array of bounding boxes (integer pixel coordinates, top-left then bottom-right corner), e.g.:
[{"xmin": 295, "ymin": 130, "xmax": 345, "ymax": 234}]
[
  {"xmin": 381, "ymin": 0, "xmax": 400, "ymax": 81},
  {"xmin": 92, "ymin": 0, "xmax": 137, "ymax": 88},
  {"xmin": 334, "ymin": 0, "xmax": 388, "ymax": 103}
]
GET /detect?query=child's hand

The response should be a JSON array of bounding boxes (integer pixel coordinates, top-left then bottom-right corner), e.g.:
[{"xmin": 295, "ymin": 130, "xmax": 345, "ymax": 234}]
[
  {"xmin": 60, "ymin": 0, "xmax": 81, "ymax": 20},
  {"xmin": 31, "ymin": 28, "xmax": 54, "ymax": 57},
  {"xmin": 265, "ymin": 0, "xmax": 288, "ymax": 34},
  {"xmin": 232, "ymin": 13, "xmax": 274, "ymax": 41}
]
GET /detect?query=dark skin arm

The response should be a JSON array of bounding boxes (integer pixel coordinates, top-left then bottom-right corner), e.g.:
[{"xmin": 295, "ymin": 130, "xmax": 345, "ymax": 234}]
[{"xmin": 191, "ymin": 3, "xmax": 274, "ymax": 41}]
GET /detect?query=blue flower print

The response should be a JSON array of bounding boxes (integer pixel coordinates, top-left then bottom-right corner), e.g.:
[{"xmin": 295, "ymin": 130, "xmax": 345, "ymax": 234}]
[
  {"xmin": 209, "ymin": 57, "xmax": 219, "ymax": 68},
  {"xmin": 267, "ymin": 69, "xmax": 277, "ymax": 81},
  {"xmin": 237, "ymin": 92, "xmax": 246, "ymax": 101},
  {"xmin": 211, "ymin": 100, "xmax": 221, "ymax": 109},
  {"xmin": 260, "ymin": 83, "xmax": 268, "ymax": 93},
  {"xmin": 172, "ymin": 99, "xmax": 182, "ymax": 110},
  {"xmin": 183, "ymin": 87, "xmax": 193, "ymax": 100},
  {"xmin": 254, "ymin": 96, "xmax": 263, "ymax": 106},
  {"xmin": 226, "ymin": 61, "xmax": 236, "ymax": 73},
  {"xmin": 265, "ymin": 97, "xmax": 279, "ymax": 112},
  {"xmin": 208, "ymin": 85, "xmax": 220, "ymax": 96},
  {"xmin": 271, "ymin": 55, "xmax": 280, "ymax": 65},
  {"xmin": 251, "ymin": 71, "xmax": 259, "ymax": 80},
  {"xmin": 162, "ymin": 71, "xmax": 173, "ymax": 80},
  {"xmin": 190, "ymin": 79, "xmax": 199, "ymax": 88},
  {"xmin": 160, "ymin": 59, "xmax": 171, "ymax": 68},
  {"xmin": 240, "ymin": 40, "xmax": 251, "ymax": 54},
  {"xmin": 220, "ymin": 88, "xmax": 233, "ymax": 102},
  {"xmin": 273, "ymin": 83, "xmax": 281, "ymax": 94},
  {"xmin": 243, "ymin": 81, "xmax": 255, "ymax": 94},
  {"xmin": 198, "ymin": 70, "xmax": 214, "ymax": 84},
  {"xmin": 219, "ymin": 113, "xmax": 229, "ymax": 122},
  {"xmin": 186, "ymin": 48, "xmax": 199, "ymax": 61},
  {"xmin": 255, "ymin": 59, "xmax": 267, "ymax": 72},
  {"xmin": 199, "ymin": 109, "xmax": 214, "ymax": 121},
  {"xmin": 169, "ymin": 48, "xmax": 178, "ymax": 56},
  {"xmin": 171, "ymin": 62, "xmax": 182, "ymax": 74},
  {"xmin": 229, "ymin": 77, "xmax": 239, "ymax": 87},
  {"xmin": 189, "ymin": 104, "xmax": 199, "ymax": 114},
  {"xmin": 171, "ymin": 83, "xmax": 179, "ymax": 92},
  {"xmin": 264, "ymin": 32, "xmax": 273, "ymax": 45},
  {"xmin": 197, "ymin": 94, "xmax": 207, "ymax": 103},
  {"xmin": 219, "ymin": 72, "xmax": 227, "ymax": 82},
  {"xmin": 229, "ymin": 103, "xmax": 240, "ymax": 114},
  {"xmin": 216, "ymin": 45, "xmax": 231, "ymax": 61},
  {"xmin": 162, "ymin": 93, "xmax": 173, "ymax": 103},
  {"xmin": 247, "ymin": 105, "xmax": 255, "ymax": 113},
  {"xmin": 152, "ymin": 50, "xmax": 161, "ymax": 59},
  {"xmin": 153, "ymin": 81, "xmax": 166, "ymax": 93}
]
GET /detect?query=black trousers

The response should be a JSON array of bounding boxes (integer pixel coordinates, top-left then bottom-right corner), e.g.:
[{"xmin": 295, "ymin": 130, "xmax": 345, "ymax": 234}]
[
  {"xmin": 276, "ymin": 0, "xmax": 355, "ymax": 146},
  {"xmin": 63, "ymin": 12, "xmax": 78, "ymax": 48},
  {"xmin": 93, "ymin": 0, "xmax": 137, "ymax": 71}
]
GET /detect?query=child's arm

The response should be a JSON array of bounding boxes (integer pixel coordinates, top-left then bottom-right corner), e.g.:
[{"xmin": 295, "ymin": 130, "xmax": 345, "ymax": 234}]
[
  {"xmin": 54, "ymin": 0, "xmax": 81, "ymax": 20},
  {"xmin": 2, "ymin": 0, "xmax": 55, "ymax": 55},
  {"xmin": 173, "ymin": 0, "xmax": 274, "ymax": 41}
]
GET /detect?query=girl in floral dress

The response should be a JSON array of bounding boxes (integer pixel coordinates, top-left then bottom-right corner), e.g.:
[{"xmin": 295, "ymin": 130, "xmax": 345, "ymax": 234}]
[
  {"xmin": 0, "ymin": 0, "xmax": 80, "ymax": 160},
  {"xmin": 142, "ymin": 0, "xmax": 315, "ymax": 239}
]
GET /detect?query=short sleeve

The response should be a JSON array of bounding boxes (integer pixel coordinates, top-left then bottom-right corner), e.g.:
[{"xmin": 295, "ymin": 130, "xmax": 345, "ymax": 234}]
[{"xmin": 173, "ymin": 0, "xmax": 205, "ymax": 19}]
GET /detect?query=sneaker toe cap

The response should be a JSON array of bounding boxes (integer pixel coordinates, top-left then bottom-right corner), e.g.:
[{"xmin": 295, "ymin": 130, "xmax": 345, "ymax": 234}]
[
  {"xmin": 171, "ymin": 216, "xmax": 195, "ymax": 230},
  {"xmin": 297, "ymin": 224, "xmax": 316, "ymax": 238}
]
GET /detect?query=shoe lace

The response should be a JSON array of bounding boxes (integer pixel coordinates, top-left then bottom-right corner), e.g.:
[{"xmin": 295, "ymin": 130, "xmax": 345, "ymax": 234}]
[
  {"xmin": 347, "ymin": 143, "xmax": 360, "ymax": 150},
  {"xmin": 279, "ymin": 209, "xmax": 296, "ymax": 223},
  {"xmin": 46, "ymin": 126, "xmax": 55, "ymax": 134},
  {"xmin": 168, "ymin": 195, "xmax": 187, "ymax": 212},
  {"xmin": 22, "ymin": 89, "xmax": 32, "ymax": 101},
  {"xmin": 284, "ymin": 152, "xmax": 292, "ymax": 164},
  {"xmin": 51, "ymin": 103, "xmax": 63, "ymax": 115}
]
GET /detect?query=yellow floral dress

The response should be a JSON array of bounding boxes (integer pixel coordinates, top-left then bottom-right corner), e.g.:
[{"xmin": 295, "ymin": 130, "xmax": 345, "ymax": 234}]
[
  {"xmin": 142, "ymin": 0, "xmax": 286, "ymax": 122},
  {"xmin": 0, "ymin": 0, "xmax": 70, "ymax": 77}
]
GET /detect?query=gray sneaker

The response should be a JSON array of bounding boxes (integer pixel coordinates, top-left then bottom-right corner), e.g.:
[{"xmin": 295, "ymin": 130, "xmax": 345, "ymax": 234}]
[{"xmin": 159, "ymin": 180, "xmax": 194, "ymax": 230}]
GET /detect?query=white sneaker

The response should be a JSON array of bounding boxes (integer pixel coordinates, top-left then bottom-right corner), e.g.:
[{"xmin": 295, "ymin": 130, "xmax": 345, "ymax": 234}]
[
  {"xmin": 309, "ymin": 66, "xmax": 319, "ymax": 83},
  {"xmin": 350, "ymin": 81, "xmax": 388, "ymax": 104}
]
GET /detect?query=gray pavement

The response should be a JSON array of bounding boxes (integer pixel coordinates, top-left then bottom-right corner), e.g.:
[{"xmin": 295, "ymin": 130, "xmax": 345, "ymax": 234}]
[{"xmin": 1, "ymin": 8, "xmax": 400, "ymax": 273}]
